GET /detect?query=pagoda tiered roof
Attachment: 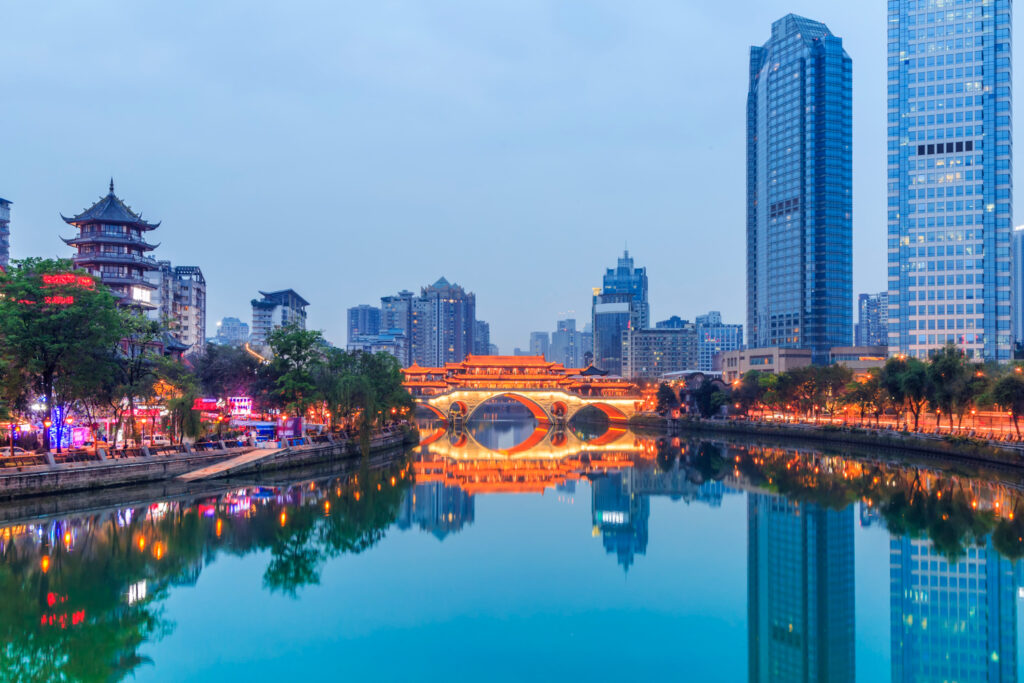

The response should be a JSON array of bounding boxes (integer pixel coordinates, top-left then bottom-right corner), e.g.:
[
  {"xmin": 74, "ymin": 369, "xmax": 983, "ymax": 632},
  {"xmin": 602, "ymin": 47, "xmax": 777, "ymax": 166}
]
[{"xmin": 61, "ymin": 180, "xmax": 160, "ymax": 229}]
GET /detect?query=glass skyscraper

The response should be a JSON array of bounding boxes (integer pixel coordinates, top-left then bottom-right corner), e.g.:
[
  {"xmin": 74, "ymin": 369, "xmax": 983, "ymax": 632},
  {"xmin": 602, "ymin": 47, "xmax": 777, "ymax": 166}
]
[
  {"xmin": 592, "ymin": 250, "xmax": 649, "ymax": 376},
  {"xmin": 887, "ymin": 0, "xmax": 1013, "ymax": 360},
  {"xmin": 747, "ymin": 15, "xmax": 853, "ymax": 365}
]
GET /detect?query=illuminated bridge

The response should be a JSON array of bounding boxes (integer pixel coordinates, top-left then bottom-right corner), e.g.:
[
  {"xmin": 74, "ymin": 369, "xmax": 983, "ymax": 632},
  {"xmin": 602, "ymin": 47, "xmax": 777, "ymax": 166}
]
[{"xmin": 403, "ymin": 355, "xmax": 642, "ymax": 424}]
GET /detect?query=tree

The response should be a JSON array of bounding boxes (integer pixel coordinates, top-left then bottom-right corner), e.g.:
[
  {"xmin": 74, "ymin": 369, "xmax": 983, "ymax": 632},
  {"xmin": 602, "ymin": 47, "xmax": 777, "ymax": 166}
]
[
  {"xmin": 110, "ymin": 312, "xmax": 164, "ymax": 443},
  {"xmin": 266, "ymin": 325, "xmax": 326, "ymax": 417},
  {"xmin": 900, "ymin": 359, "xmax": 931, "ymax": 431},
  {"xmin": 0, "ymin": 259, "xmax": 122, "ymax": 450},
  {"xmin": 655, "ymin": 383, "xmax": 678, "ymax": 415},
  {"xmin": 192, "ymin": 343, "xmax": 262, "ymax": 399},
  {"xmin": 992, "ymin": 374, "xmax": 1024, "ymax": 438},
  {"xmin": 693, "ymin": 379, "xmax": 729, "ymax": 419},
  {"xmin": 927, "ymin": 344, "xmax": 970, "ymax": 431}
]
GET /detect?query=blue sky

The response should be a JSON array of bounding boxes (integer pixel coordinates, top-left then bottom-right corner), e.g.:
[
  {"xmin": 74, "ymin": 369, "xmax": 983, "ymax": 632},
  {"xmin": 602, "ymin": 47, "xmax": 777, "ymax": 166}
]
[{"xmin": 2, "ymin": 0, "xmax": 1013, "ymax": 351}]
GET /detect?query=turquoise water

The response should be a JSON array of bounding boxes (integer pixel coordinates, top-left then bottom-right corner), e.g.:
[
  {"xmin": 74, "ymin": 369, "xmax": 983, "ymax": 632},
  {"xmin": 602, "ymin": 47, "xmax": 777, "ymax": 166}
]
[{"xmin": 2, "ymin": 417, "xmax": 1023, "ymax": 681}]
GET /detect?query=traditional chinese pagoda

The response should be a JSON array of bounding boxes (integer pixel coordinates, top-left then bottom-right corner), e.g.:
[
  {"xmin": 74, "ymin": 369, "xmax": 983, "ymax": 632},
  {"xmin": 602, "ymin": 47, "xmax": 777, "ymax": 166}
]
[{"xmin": 61, "ymin": 179, "xmax": 160, "ymax": 309}]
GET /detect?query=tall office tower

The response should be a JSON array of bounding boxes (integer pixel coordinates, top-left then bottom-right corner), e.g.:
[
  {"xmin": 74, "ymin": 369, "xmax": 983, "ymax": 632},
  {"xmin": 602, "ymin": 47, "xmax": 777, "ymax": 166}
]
[
  {"xmin": 890, "ymin": 536, "xmax": 1017, "ymax": 682},
  {"xmin": 381, "ymin": 290, "xmax": 415, "ymax": 365},
  {"xmin": 748, "ymin": 15, "xmax": 853, "ymax": 365},
  {"xmin": 888, "ymin": 0, "xmax": 1013, "ymax": 360},
  {"xmin": 62, "ymin": 180, "xmax": 161, "ymax": 310},
  {"xmin": 213, "ymin": 316, "xmax": 249, "ymax": 347},
  {"xmin": 347, "ymin": 304, "xmax": 381, "ymax": 343},
  {"xmin": 1015, "ymin": 226, "xmax": 1024, "ymax": 344},
  {"xmin": 592, "ymin": 250, "xmax": 649, "ymax": 375},
  {"xmin": 855, "ymin": 292, "xmax": 890, "ymax": 347},
  {"xmin": 250, "ymin": 289, "xmax": 309, "ymax": 348},
  {"xmin": 695, "ymin": 311, "xmax": 744, "ymax": 372},
  {"xmin": 411, "ymin": 277, "xmax": 476, "ymax": 367},
  {"xmin": 529, "ymin": 331, "xmax": 550, "ymax": 358},
  {"xmin": 0, "ymin": 197, "xmax": 10, "ymax": 270},
  {"xmin": 748, "ymin": 494, "xmax": 855, "ymax": 683},
  {"xmin": 473, "ymin": 320, "xmax": 491, "ymax": 355}
]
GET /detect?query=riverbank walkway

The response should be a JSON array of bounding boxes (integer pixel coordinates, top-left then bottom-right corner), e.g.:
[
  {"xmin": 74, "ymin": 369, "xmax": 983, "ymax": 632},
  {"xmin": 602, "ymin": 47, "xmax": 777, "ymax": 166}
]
[{"xmin": 178, "ymin": 447, "xmax": 288, "ymax": 482}]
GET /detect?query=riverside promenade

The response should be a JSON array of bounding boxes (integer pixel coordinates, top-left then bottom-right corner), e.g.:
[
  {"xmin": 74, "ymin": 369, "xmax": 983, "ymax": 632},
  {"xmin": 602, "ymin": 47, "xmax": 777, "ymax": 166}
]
[{"xmin": 0, "ymin": 427, "xmax": 416, "ymax": 501}]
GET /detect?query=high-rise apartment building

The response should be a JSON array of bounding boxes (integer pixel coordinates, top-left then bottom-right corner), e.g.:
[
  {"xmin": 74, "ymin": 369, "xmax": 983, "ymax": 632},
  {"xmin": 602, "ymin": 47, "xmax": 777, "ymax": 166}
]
[
  {"xmin": 888, "ymin": 0, "xmax": 1013, "ymax": 360},
  {"xmin": 347, "ymin": 304, "xmax": 381, "ymax": 343},
  {"xmin": 250, "ymin": 289, "xmax": 309, "ymax": 348},
  {"xmin": 381, "ymin": 290, "xmax": 415, "ymax": 365},
  {"xmin": 695, "ymin": 311, "xmax": 743, "ymax": 373},
  {"xmin": 592, "ymin": 251, "xmax": 649, "ymax": 375},
  {"xmin": 621, "ymin": 325, "xmax": 699, "ymax": 380},
  {"xmin": 0, "ymin": 197, "xmax": 10, "ymax": 270},
  {"xmin": 748, "ymin": 15, "xmax": 853, "ymax": 364},
  {"xmin": 148, "ymin": 262, "xmax": 206, "ymax": 354},
  {"xmin": 890, "ymin": 536, "xmax": 1018, "ymax": 682},
  {"xmin": 855, "ymin": 292, "xmax": 890, "ymax": 347},
  {"xmin": 213, "ymin": 316, "xmax": 249, "ymax": 347},
  {"xmin": 410, "ymin": 277, "xmax": 476, "ymax": 367},
  {"xmin": 550, "ymin": 319, "xmax": 585, "ymax": 367},
  {"xmin": 748, "ymin": 495, "xmax": 855, "ymax": 683},
  {"xmin": 473, "ymin": 320, "xmax": 491, "ymax": 356}
]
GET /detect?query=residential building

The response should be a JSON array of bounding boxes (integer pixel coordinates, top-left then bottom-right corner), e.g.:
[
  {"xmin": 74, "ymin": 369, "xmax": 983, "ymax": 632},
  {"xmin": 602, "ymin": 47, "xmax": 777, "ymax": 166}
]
[
  {"xmin": 410, "ymin": 277, "xmax": 475, "ymax": 367},
  {"xmin": 529, "ymin": 331, "xmax": 549, "ymax": 358},
  {"xmin": 717, "ymin": 347, "xmax": 813, "ymax": 383},
  {"xmin": 213, "ymin": 317, "xmax": 249, "ymax": 347},
  {"xmin": 62, "ymin": 180, "xmax": 160, "ymax": 309},
  {"xmin": 549, "ymin": 319, "xmax": 583, "ymax": 368},
  {"xmin": 1015, "ymin": 226, "xmax": 1024, "ymax": 344},
  {"xmin": 592, "ymin": 250, "xmax": 649, "ymax": 375},
  {"xmin": 348, "ymin": 328, "xmax": 408, "ymax": 364},
  {"xmin": 748, "ymin": 495, "xmax": 855, "ymax": 683},
  {"xmin": 695, "ymin": 311, "xmax": 743, "ymax": 373},
  {"xmin": 347, "ymin": 305, "xmax": 381, "ymax": 342},
  {"xmin": 381, "ymin": 290, "xmax": 415, "ymax": 365},
  {"xmin": 748, "ymin": 15, "xmax": 853, "ymax": 364},
  {"xmin": 0, "ymin": 197, "xmax": 10, "ymax": 270},
  {"xmin": 890, "ymin": 536, "xmax": 1018, "ymax": 682},
  {"xmin": 855, "ymin": 292, "xmax": 890, "ymax": 347},
  {"xmin": 250, "ymin": 289, "xmax": 309, "ymax": 348},
  {"xmin": 473, "ymin": 320, "xmax": 491, "ymax": 356},
  {"xmin": 147, "ymin": 261, "xmax": 206, "ymax": 354},
  {"xmin": 655, "ymin": 316, "xmax": 687, "ymax": 329},
  {"xmin": 621, "ymin": 326, "xmax": 698, "ymax": 380},
  {"xmin": 887, "ymin": 0, "xmax": 1013, "ymax": 360}
]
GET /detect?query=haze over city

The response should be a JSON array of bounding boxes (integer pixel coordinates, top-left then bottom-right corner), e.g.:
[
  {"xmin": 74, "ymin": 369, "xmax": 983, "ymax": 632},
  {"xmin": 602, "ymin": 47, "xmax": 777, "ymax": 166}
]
[{"xmin": 0, "ymin": 0, "xmax": 919, "ymax": 351}]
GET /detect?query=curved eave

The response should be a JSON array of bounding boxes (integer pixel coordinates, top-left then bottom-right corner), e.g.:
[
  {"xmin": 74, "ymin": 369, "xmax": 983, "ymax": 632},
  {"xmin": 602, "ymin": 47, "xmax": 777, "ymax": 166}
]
[{"xmin": 61, "ymin": 214, "xmax": 161, "ymax": 230}]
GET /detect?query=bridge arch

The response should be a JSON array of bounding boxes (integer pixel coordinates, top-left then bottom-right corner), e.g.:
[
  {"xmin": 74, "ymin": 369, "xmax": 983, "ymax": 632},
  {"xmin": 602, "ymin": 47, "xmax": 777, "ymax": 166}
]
[
  {"xmin": 417, "ymin": 404, "xmax": 446, "ymax": 421},
  {"xmin": 466, "ymin": 393, "xmax": 552, "ymax": 424},
  {"xmin": 577, "ymin": 402, "xmax": 629, "ymax": 424}
]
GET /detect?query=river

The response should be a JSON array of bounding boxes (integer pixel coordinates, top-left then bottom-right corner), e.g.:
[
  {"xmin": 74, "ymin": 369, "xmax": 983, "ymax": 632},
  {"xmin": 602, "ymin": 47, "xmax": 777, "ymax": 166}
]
[{"xmin": 2, "ymin": 405, "xmax": 1023, "ymax": 681}]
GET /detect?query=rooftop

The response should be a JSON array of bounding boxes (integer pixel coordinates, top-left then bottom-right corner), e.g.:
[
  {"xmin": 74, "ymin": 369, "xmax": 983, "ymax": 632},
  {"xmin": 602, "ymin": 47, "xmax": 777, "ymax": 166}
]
[{"xmin": 62, "ymin": 179, "xmax": 160, "ymax": 229}]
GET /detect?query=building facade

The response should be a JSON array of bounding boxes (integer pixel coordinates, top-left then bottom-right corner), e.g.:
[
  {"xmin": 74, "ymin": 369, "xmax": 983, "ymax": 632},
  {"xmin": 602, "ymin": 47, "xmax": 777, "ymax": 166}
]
[
  {"xmin": 695, "ymin": 311, "xmax": 743, "ymax": 373},
  {"xmin": 592, "ymin": 251, "xmax": 649, "ymax": 375},
  {"xmin": 748, "ymin": 15, "xmax": 853, "ymax": 364},
  {"xmin": 718, "ymin": 347, "xmax": 814, "ymax": 383},
  {"xmin": 148, "ymin": 262, "xmax": 206, "ymax": 354},
  {"xmin": 1015, "ymin": 226, "xmax": 1024, "ymax": 345},
  {"xmin": 473, "ymin": 320, "xmax": 491, "ymax": 356},
  {"xmin": 621, "ymin": 326, "xmax": 699, "ymax": 380},
  {"xmin": 529, "ymin": 331, "xmax": 550, "ymax": 358},
  {"xmin": 213, "ymin": 316, "xmax": 249, "ymax": 347},
  {"xmin": 250, "ymin": 289, "xmax": 309, "ymax": 348},
  {"xmin": 347, "ymin": 305, "xmax": 381, "ymax": 343},
  {"xmin": 0, "ymin": 197, "xmax": 10, "ymax": 271},
  {"xmin": 855, "ymin": 292, "xmax": 890, "ymax": 347},
  {"xmin": 381, "ymin": 290, "xmax": 415, "ymax": 365},
  {"xmin": 347, "ymin": 329, "xmax": 409, "ymax": 364},
  {"xmin": 62, "ymin": 180, "xmax": 160, "ymax": 309},
  {"xmin": 410, "ymin": 277, "xmax": 476, "ymax": 367},
  {"xmin": 887, "ymin": 0, "xmax": 1013, "ymax": 360}
]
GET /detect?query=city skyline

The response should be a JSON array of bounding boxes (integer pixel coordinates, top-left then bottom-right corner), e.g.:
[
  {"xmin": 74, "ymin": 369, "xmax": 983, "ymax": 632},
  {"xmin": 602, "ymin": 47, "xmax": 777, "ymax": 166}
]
[{"xmin": 3, "ymin": 0, "xmax": 927, "ymax": 353}]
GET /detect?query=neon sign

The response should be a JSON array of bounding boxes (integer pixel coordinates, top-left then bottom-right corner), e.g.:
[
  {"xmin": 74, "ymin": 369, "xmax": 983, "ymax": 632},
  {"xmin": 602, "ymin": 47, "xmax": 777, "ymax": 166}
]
[{"xmin": 42, "ymin": 274, "xmax": 95, "ymax": 290}]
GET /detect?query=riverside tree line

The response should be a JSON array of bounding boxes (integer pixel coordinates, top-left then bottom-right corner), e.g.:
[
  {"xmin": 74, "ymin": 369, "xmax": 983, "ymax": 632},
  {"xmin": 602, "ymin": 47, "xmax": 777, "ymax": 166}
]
[
  {"xmin": 0, "ymin": 258, "xmax": 411, "ymax": 450},
  {"xmin": 657, "ymin": 345, "xmax": 1024, "ymax": 437}
]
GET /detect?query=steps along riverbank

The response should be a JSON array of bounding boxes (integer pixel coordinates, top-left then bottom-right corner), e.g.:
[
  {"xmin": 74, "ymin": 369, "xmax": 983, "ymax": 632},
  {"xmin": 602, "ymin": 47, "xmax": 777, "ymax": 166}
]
[
  {"xmin": 0, "ymin": 427, "xmax": 418, "ymax": 502},
  {"xmin": 629, "ymin": 413, "xmax": 1024, "ymax": 475}
]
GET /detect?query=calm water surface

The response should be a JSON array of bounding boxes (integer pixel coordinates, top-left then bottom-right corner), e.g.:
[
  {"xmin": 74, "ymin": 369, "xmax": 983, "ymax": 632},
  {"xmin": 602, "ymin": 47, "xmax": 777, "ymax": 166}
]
[{"xmin": 4, "ymin": 409, "xmax": 1024, "ymax": 681}]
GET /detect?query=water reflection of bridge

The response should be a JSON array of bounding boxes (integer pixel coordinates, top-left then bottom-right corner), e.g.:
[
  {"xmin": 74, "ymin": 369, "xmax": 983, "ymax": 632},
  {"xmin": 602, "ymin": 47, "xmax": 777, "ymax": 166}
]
[{"xmin": 417, "ymin": 422, "xmax": 637, "ymax": 460}]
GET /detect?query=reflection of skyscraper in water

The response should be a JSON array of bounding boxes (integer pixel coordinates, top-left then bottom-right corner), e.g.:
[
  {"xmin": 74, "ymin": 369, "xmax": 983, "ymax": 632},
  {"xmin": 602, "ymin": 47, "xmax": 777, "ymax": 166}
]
[
  {"xmin": 397, "ymin": 482, "xmax": 474, "ymax": 541},
  {"xmin": 890, "ymin": 536, "xmax": 1017, "ymax": 682},
  {"xmin": 591, "ymin": 471, "xmax": 649, "ymax": 571},
  {"xmin": 748, "ymin": 494, "xmax": 855, "ymax": 683}
]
